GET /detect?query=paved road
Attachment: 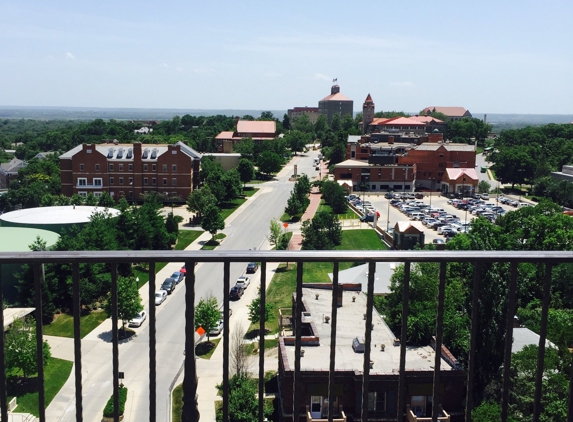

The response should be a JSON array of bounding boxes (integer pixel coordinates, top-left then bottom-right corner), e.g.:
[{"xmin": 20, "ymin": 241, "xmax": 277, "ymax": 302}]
[{"xmin": 45, "ymin": 150, "xmax": 324, "ymax": 422}]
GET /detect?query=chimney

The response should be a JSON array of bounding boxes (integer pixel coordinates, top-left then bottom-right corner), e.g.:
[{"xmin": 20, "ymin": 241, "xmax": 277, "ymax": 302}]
[
  {"xmin": 133, "ymin": 142, "xmax": 142, "ymax": 155},
  {"xmin": 336, "ymin": 284, "xmax": 343, "ymax": 307}
]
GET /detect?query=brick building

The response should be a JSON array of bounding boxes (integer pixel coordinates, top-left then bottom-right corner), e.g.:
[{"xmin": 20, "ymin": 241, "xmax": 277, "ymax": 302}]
[
  {"xmin": 421, "ymin": 106, "xmax": 472, "ymax": 121},
  {"xmin": 318, "ymin": 84, "xmax": 354, "ymax": 125},
  {"xmin": 278, "ymin": 287, "xmax": 465, "ymax": 421},
  {"xmin": 60, "ymin": 141, "xmax": 202, "ymax": 202},
  {"xmin": 215, "ymin": 119, "xmax": 277, "ymax": 152},
  {"xmin": 333, "ymin": 159, "xmax": 415, "ymax": 193},
  {"xmin": 287, "ymin": 107, "xmax": 319, "ymax": 124}
]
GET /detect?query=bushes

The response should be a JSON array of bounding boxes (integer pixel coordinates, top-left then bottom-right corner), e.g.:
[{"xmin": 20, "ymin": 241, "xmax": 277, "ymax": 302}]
[{"xmin": 103, "ymin": 385, "xmax": 128, "ymax": 417}]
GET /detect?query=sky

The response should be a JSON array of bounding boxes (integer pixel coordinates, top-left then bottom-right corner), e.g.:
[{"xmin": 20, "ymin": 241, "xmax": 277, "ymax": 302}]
[{"xmin": 1, "ymin": 0, "xmax": 572, "ymax": 115}]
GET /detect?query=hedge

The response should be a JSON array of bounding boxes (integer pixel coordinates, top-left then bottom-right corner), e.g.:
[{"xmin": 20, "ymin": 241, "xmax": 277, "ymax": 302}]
[{"xmin": 103, "ymin": 385, "xmax": 128, "ymax": 417}]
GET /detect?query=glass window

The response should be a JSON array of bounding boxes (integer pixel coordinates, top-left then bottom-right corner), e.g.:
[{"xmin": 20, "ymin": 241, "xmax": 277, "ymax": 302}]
[
  {"xmin": 77, "ymin": 178, "xmax": 87, "ymax": 186},
  {"xmin": 172, "ymin": 178, "xmax": 177, "ymax": 186},
  {"xmin": 94, "ymin": 192, "xmax": 102, "ymax": 197},
  {"xmin": 93, "ymin": 178, "xmax": 102, "ymax": 186},
  {"xmin": 144, "ymin": 178, "xmax": 148, "ymax": 185},
  {"xmin": 95, "ymin": 164, "xmax": 100, "ymax": 171},
  {"xmin": 110, "ymin": 177, "xmax": 114, "ymax": 185},
  {"xmin": 129, "ymin": 164, "xmax": 133, "ymax": 171},
  {"xmin": 129, "ymin": 177, "xmax": 133, "ymax": 185},
  {"xmin": 79, "ymin": 164, "xmax": 84, "ymax": 171},
  {"xmin": 119, "ymin": 178, "xmax": 124, "ymax": 185},
  {"xmin": 163, "ymin": 164, "xmax": 167, "ymax": 172},
  {"xmin": 78, "ymin": 191, "xmax": 87, "ymax": 198},
  {"xmin": 119, "ymin": 164, "xmax": 123, "ymax": 171},
  {"xmin": 152, "ymin": 178, "xmax": 157, "ymax": 185},
  {"xmin": 163, "ymin": 178, "xmax": 167, "ymax": 185},
  {"xmin": 172, "ymin": 165, "xmax": 177, "ymax": 172},
  {"xmin": 109, "ymin": 164, "xmax": 114, "ymax": 171},
  {"xmin": 143, "ymin": 164, "xmax": 148, "ymax": 171},
  {"xmin": 152, "ymin": 164, "xmax": 157, "ymax": 171}
]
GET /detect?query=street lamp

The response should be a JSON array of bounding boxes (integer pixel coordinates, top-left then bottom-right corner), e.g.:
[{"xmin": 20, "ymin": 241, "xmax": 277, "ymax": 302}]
[
  {"xmin": 135, "ymin": 277, "xmax": 140, "ymax": 289},
  {"xmin": 429, "ymin": 178, "xmax": 435, "ymax": 208},
  {"xmin": 386, "ymin": 197, "xmax": 390, "ymax": 232},
  {"xmin": 463, "ymin": 176, "xmax": 468, "ymax": 225}
]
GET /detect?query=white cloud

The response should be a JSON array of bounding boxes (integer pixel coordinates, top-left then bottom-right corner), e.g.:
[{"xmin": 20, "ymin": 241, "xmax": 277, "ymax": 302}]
[
  {"xmin": 65, "ymin": 52, "xmax": 75, "ymax": 60},
  {"xmin": 389, "ymin": 81, "xmax": 414, "ymax": 87},
  {"xmin": 313, "ymin": 73, "xmax": 330, "ymax": 81}
]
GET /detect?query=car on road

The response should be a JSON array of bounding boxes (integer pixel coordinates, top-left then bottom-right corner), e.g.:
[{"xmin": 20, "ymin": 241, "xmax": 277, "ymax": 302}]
[
  {"xmin": 235, "ymin": 276, "xmax": 251, "ymax": 289},
  {"xmin": 129, "ymin": 310, "xmax": 147, "ymax": 327},
  {"xmin": 170, "ymin": 271, "xmax": 184, "ymax": 284},
  {"xmin": 209, "ymin": 318, "xmax": 224, "ymax": 336},
  {"xmin": 230, "ymin": 285, "xmax": 244, "ymax": 300},
  {"xmin": 384, "ymin": 192, "xmax": 393, "ymax": 199},
  {"xmin": 155, "ymin": 290, "xmax": 167, "ymax": 305},
  {"xmin": 246, "ymin": 262, "xmax": 259, "ymax": 273},
  {"xmin": 161, "ymin": 278, "xmax": 176, "ymax": 294},
  {"xmin": 432, "ymin": 238, "xmax": 445, "ymax": 245}
]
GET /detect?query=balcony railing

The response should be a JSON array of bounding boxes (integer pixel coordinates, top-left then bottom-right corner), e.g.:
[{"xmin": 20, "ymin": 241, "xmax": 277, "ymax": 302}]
[
  {"xmin": 0, "ymin": 250, "xmax": 572, "ymax": 422},
  {"xmin": 306, "ymin": 405, "xmax": 346, "ymax": 421},
  {"xmin": 406, "ymin": 405, "xmax": 449, "ymax": 422}
]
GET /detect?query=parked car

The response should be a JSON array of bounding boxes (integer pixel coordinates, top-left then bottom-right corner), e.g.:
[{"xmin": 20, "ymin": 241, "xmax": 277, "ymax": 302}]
[
  {"xmin": 155, "ymin": 290, "xmax": 167, "ymax": 305},
  {"xmin": 129, "ymin": 310, "xmax": 147, "ymax": 327},
  {"xmin": 161, "ymin": 278, "xmax": 176, "ymax": 294},
  {"xmin": 384, "ymin": 192, "xmax": 393, "ymax": 199},
  {"xmin": 235, "ymin": 276, "xmax": 251, "ymax": 289},
  {"xmin": 432, "ymin": 238, "xmax": 445, "ymax": 244},
  {"xmin": 209, "ymin": 318, "xmax": 224, "ymax": 336},
  {"xmin": 230, "ymin": 285, "xmax": 244, "ymax": 300},
  {"xmin": 360, "ymin": 214, "xmax": 375, "ymax": 222},
  {"xmin": 246, "ymin": 262, "xmax": 259, "ymax": 273},
  {"xmin": 481, "ymin": 193, "xmax": 490, "ymax": 200},
  {"xmin": 415, "ymin": 193, "xmax": 424, "ymax": 199},
  {"xmin": 170, "ymin": 271, "xmax": 184, "ymax": 284}
]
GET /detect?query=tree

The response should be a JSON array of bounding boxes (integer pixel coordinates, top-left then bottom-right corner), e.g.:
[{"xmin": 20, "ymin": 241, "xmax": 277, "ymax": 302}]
[
  {"xmin": 267, "ymin": 218, "xmax": 283, "ymax": 249},
  {"xmin": 330, "ymin": 114, "xmax": 341, "ymax": 132},
  {"xmin": 257, "ymin": 151, "xmax": 282, "ymax": 176},
  {"xmin": 165, "ymin": 212, "xmax": 179, "ymax": 246},
  {"xmin": 321, "ymin": 180, "xmax": 348, "ymax": 214},
  {"xmin": 247, "ymin": 289, "xmax": 273, "ymax": 326},
  {"xmin": 233, "ymin": 138, "xmax": 255, "ymax": 160},
  {"xmin": 104, "ymin": 276, "xmax": 143, "ymax": 334},
  {"xmin": 293, "ymin": 174, "xmax": 311, "ymax": 201},
  {"xmin": 478, "ymin": 180, "xmax": 491, "ymax": 194},
  {"xmin": 284, "ymin": 195, "xmax": 304, "ymax": 219},
  {"xmin": 301, "ymin": 211, "xmax": 342, "ymax": 250},
  {"xmin": 216, "ymin": 374, "xmax": 273, "ymax": 422},
  {"xmin": 195, "ymin": 295, "xmax": 220, "ymax": 342},
  {"xmin": 284, "ymin": 130, "xmax": 308, "ymax": 156},
  {"xmin": 5, "ymin": 317, "xmax": 51, "ymax": 378},
  {"xmin": 237, "ymin": 158, "xmax": 255, "ymax": 187},
  {"xmin": 85, "ymin": 192, "xmax": 98, "ymax": 206},
  {"xmin": 97, "ymin": 191, "xmax": 115, "ymax": 207},
  {"xmin": 282, "ymin": 113, "xmax": 291, "ymax": 131},
  {"xmin": 186, "ymin": 186, "xmax": 217, "ymax": 221},
  {"xmin": 229, "ymin": 323, "xmax": 251, "ymax": 377},
  {"xmin": 292, "ymin": 114, "xmax": 313, "ymax": 134},
  {"xmin": 201, "ymin": 203, "xmax": 225, "ymax": 239}
]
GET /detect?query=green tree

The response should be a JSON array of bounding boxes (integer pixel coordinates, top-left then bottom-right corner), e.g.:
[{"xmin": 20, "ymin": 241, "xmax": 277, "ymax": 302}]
[
  {"xmin": 233, "ymin": 138, "xmax": 255, "ymax": 160},
  {"xmin": 330, "ymin": 114, "xmax": 341, "ymax": 132},
  {"xmin": 284, "ymin": 194, "xmax": 304, "ymax": 219},
  {"xmin": 195, "ymin": 295, "xmax": 220, "ymax": 342},
  {"xmin": 97, "ymin": 192, "xmax": 115, "ymax": 207},
  {"xmin": 85, "ymin": 192, "xmax": 98, "ymax": 206},
  {"xmin": 478, "ymin": 180, "xmax": 491, "ymax": 194},
  {"xmin": 71, "ymin": 194, "xmax": 84, "ymax": 205},
  {"xmin": 201, "ymin": 203, "xmax": 225, "ymax": 239},
  {"xmin": 320, "ymin": 180, "xmax": 348, "ymax": 214},
  {"xmin": 237, "ymin": 158, "xmax": 255, "ymax": 187},
  {"xmin": 104, "ymin": 276, "xmax": 143, "ymax": 333},
  {"xmin": 267, "ymin": 218, "xmax": 283, "ymax": 249},
  {"xmin": 222, "ymin": 169, "xmax": 242, "ymax": 202},
  {"xmin": 186, "ymin": 186, "xmax": 217, "ymax": 221},
  {"xmin": 216, "ymin": 374, "xmax": 273, "ymax": 422},
  {"xmin": 165, "ymin": 212, "xmax": 179, "ymax": 246},
  {"xmin": 293, "ymin": 174, "xmax": 311, "ymax": 201},
  {"xmin": 282, "ymin": 113, "xmax": 291, "ymax": 131},
  {"xmin": 292, "ymin": 114, "xmax": 313, "ymax": 134},
  {"xmin": 284, "ymin": 130, "xmax": 308, "ymax": 156},
  {"xmin": 257, "ymin": 151, "xmax": 282, "ymax": 176},
  {"xmin": 247, "ymin": 288, "xmax": 273, "ymax": 327},
  {"xmin": 5, "ymin": 317, "xmax": 51, "ymax": 378},
  {"xmin": 301, "ymin": 211, "xmax": 342, "ymax": 250}
]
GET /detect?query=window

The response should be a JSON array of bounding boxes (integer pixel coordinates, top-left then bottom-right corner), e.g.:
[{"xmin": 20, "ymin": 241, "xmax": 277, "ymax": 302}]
[
  {"xmin": 110, "ymin": 177, "xmax": 114, "ymax": 185},
  {"xmin": 79, "ymin": 164, "xmax": 84, "ymax": 171},
  {"xmin": 109, "ymin": 164, "xmax": 114, "ymax": 171},
  {"xmin": 93, "ymin": 178, "xmax": 102, "ymax": 186},
  {"xmin": 152, "ymin": 164, "xmax": 157, "ymax": 171},
  {"xmin": 351, "ymin": 151, "xmax": 356, "ymax": 158},
  {"xmin": 152, "ymin": 178, "xmax": 157, "ymax": 186},
  {"xmin": 128, "ymin": 191, "xmax": 133, "ymax": 199},
  {"xmin": 143, "ymin": 164, "xmax": 148, "ymax": 171},
  {"xmin": 78, "ymin": 191, "xmax": 87, "ymax": 198},
  {"xmin": 453, "ymin": 161, "xmax": 460, "ymax": 168},
  {"xmin": 95, "ymin": 164, "xmax": 100, "ymax": 171},
  {"xmin": 172, "ymin": 165, "xmax": 177, "ymax": 172},
  {"xmin": 144, "ymin": 178, "xmax": 148, "ymax": 186},
  {"xmin": 371, "ymin": 184, "xmax": 376, "ymax": 190},
  {"xmin": 172, "ymin": 178, "xmax": 177, "ymax": 186},
  {"xmin": 368, "ymin": 392, "xmax": 386, "ymax": 412},
  {"xmin": 119, "ymin": 178, "xmax": 124, "ymax": 185},
  {"xmin": 77, "ymin": 178, "xmax": 87, "ymax": 186},
  {"xmin": 163, "ymin": 178, "xmax": 167, "ymax": 185},
  {"xmin": 119, "ymin": 164, "xmax": 124, "ymax": 171},
  {"xmin": 94, "ymin": 192, "xmax": 102, "ymax": 197},
  {"xmin": 163, "ymin": 164, "xmax": 167, "ymax": 172},
  {"xmin": 129, "ymin": 164, "xmax": 133, "ymax": 171},
  {"xmin": 129, "ymin": 177, "xmax": 133, "ymax": 185}
]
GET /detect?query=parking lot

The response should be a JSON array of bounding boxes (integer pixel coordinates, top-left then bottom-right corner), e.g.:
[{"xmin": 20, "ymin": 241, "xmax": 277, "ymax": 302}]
[{"xmin": 349, "ymin": 192, "xmax": 519, "ymax": 244}]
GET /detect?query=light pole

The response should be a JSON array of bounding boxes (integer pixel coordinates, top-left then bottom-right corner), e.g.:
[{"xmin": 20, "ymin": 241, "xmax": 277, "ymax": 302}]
[
  {"xmin": 136, "ymin": 277, "xmax": 139, "ymax": 289},
  {"xmin": 386, "ymin": 197, "xmax": 390, "ymax": 232},
  {"xmin": 463, "ymin": 176, "xmax": 468, "ymax": 225},
  {"xmin": 429, "ymin": 178, "xmax": 435, "ymax": 208}
]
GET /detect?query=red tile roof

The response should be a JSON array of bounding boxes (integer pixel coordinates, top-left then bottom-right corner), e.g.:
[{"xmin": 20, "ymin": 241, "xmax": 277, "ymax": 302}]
[
  {"xmin": 422, "ymin": 107, "xmax": 469, "ymax": 117},
  {"xmin": 409, "ymin": 115, "xmax": 444, "ymax": 124},
  {"xmin": 446, "ymin": 168, "xmax": 478, "ymax": 181},
  {"xmin": 364, "ymin": 94, "xmax": 373, "ymax": 102},
  {"xmin": 320, "ymin": 92, "xmax": 352, "ymax": 102},
  {"xmin": 236, "ymin": 120, "xmax": 276, "ymax": 134},
  {"xmin": 215, "ymin": 131, "xmax": 235, "ymax": 139}
]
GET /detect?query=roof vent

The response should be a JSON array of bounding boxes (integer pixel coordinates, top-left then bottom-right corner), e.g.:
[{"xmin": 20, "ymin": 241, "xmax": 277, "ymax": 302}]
[{"xmin": 352, "ymin": 337, "xmax": 365, "ymax": 353}]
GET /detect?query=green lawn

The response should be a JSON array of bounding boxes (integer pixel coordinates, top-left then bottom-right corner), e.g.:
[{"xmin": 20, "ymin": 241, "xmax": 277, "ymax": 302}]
[
  {"xmin": 196, "ymin": 338, "xmax": 221, "ymax": 359},
  {"xmin": 172, "ymin": 384, "xmax": 183, "ymax": 422},
  {"xmin": 43, "ymin": 310, "xmax": 108, "ymax": 338},
  {"xmin": 242, "ymin": 186, "xmax": 259, "ymax": 196},
  {"xmin": 262, "ymin": 229, "xmax": 387, "ymax": 333},
  {"xmin": 201, "ymin": 233, "xmax": 226, "ymax": 250},
  {"xmin": 245, "ymin": 338, "xmax": 278, "ymax": 354},
  {"xmin": 280, "ymin": 198, "xmax": 310, "ymax": 222},
  {"xmin": 10, "ymin": 358, "xmax": 73, "ymax": 416},
  {"xmin": 317, "ymin": 202, "xmax": 358, "ymax": 219}
]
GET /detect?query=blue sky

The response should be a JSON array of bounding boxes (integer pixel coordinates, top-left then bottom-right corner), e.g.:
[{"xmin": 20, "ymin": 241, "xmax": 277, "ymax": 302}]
[{"xmin": 1, "ymin": 0, "xmax": 572, "ymax": 114}]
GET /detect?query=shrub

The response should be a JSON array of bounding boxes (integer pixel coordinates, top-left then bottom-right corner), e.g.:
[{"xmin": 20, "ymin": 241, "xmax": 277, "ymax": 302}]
[{"xmin": 103, "ymin": 385, "xmax": 128, "ymax": 417}]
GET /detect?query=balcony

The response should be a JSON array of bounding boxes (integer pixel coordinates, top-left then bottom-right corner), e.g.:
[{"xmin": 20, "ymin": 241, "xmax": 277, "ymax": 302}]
[
  {"xmin": 406, "ymin": 405, "xmax": 450, "ymax": 422},
  {"xmin": 306, "ymin": 405, "xmax": 346, "ymax": 421},
  {"xmin": 0, "ymin": 249, "xmax": 571, "ymax": 422}
]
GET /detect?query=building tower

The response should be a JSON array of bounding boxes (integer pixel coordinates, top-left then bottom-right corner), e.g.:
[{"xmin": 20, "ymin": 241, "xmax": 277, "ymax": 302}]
[{"xmin": 362, "ymin": 94, "xmax": 375, "ymax": 134}]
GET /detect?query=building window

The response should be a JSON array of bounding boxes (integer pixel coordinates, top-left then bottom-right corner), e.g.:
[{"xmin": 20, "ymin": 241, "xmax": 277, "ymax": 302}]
[
  {"xmin": 119, "ymin": 178, "xmax": 124, "ymax": 185},
  {"xmin": 152, "ymin": 164, "xmax": 157, "ymax": 171},
  {"xmin": 172, "ymin": 165, "xmax": 177, "ymax": 172},
  {"xmin": 152, "ymin": 178, "xmax": 157, "ymax": 186},
  {"xmin": 110, "ymin": 177, "xmax": 114, "ymax": 185},
  {"xmin": 78, "ymin": 191, "xmax": 87, "ymax": 198},
  {"xmin": 172, "ymin": 178, "xmax": 177, "ymax": 186},
  {"xmin": 95, "ymin": 164, "xmax": 100, "ymax": 171},
  {"xmin": 94, "ymin": 192, "xmax": 102, "ymax": 198},
  {"xmin": 368, "ymin": 392, "xmax": 386, "ymax": 412},
  {"xmin": 128, "ymin": 191, "xmax": 133, "ymax": 199},
  {"xmin": 129, "ymin": 177, "xmax": 133, "ymax": 185},
  {"xmin": 144, "ymin": 178, "xmax": 148, "ymax": 185},
  {"xmin": 453, "ymin": 161, "xmax": 460, "ymax": 168},
  {"xmin": 163, "ymin": 178, "xmax": 167, "ymax": 185},
  {"xmin": 129, "ymin": 164, "xmax": 133, "ymax": 171},
  {"xmin": 163, "ymin": 164, "xmax": 167, "ymax": 172},
  {"xmin": 109, "ymin": 164, "xmax": 114, "ymax": 171},
  {"xmin": 143, "ymin": 164, "xmax": 148, "ymax": 171},
  {"xmin": 93, "ymin": 178, "xmax": 102, "ymax": 186},
  {"xmin": 119, "ymin": 164, "xmax": 124, "ymax": 171},
  {"xmin": 351, "ymin": 151, "xmax": 356, "ymax": 158},
  {"xmin": 77, "ymin": 178, "xmax": 87, "ymax": 186},
  {"xmin": 79, "ymin": 164, "xmax": 84, "ymax": 171}
]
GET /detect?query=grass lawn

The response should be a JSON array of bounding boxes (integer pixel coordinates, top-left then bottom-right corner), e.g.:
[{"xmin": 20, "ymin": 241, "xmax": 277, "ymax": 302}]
[
  {"xmin": 43, "ymin": 310, "xmax": 108, "ymax": 338},
  {"xmin": 172, "ymin": 384, "xmax": 183, "ymax": 422},
  {"xmin": 10, "ymin": 358, "xmax": 73, "ymax": 416},
  {"xmin": 245, "ymin": 338, "xmax": 278, "ymax": 354},
  {"xmin": 242, "ymin": 186, "xmax": 259, "ymax": 196},
  {"xmin": 133, "ymin": 230, "xmax": 203, "ymax": 285},
  {"xmin": 280, "ymin": 198, "xmax": 310, "ymax": 222},
  {"xmin": 195, "ymin": 338, "xmax": 221, "ymax": 359},
  {"xmin": 263, "ymin": 229, "xmax": 387, "ymax": 334},
  {"xmin": 201, "ymin": 233, "xmax": 226, "ymax": 250},
  {"xmin": 317, "ymin": 202, "xmax": 358, "ymax": 220}
]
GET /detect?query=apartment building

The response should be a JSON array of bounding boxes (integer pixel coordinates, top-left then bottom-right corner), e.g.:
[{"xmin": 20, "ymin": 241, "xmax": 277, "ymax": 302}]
[{"xmin": 60, "ymin": 141, "xmax": 202, "ymax": 202}]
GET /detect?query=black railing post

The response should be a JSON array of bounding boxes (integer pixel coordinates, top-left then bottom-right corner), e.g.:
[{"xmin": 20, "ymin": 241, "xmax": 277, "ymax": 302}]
[
  {"xmin": 533, "ymin": 264, "xmax": 553, "ymax": 422},
  {"xmin": 361, "ymin": 262, "xmax": 376, "ymax": 421},
  {"xmin": 431, "ymin": 262, "xmax": 446, "ymax": 422},
  {"xmin": 327, "ymin": 262, "xmax": 339, "ymax": 422},
  {"xmin": 294, "ymin": 262, "xmax": 303, "ymax": 422},
  {"xmin": 0, "ymin": 267, "xmax": 7, "ymax": 422},
  {"xmin": 465, "ymin": 263, "xmax": 482, "ymax": 422},
  {"xmin": 258, "ymin": 261, "xmax": 267, "ymax": 421},
  {"xmin": 501, "ymin": 262, "xmax": 518, "ymax": 422},
  {"xmin": 398, "ymin": 261, "xmax": 411, "ymax": 422},
  {"xmin": 148, "ymin": 262, "xmax": 157, "ymax": 422},
  {"xmin": 110, "ymin": 265, "xmax": 120, "ymax": 422},
  {"xmin": 33, "ymin": 263, "xmax": 46, "ymax": 422},
  {"xmin": 222, "ymin": 260, "xmax": 230, "ymax": 421},
  {"xmin": 72, "ymin": 263, "xmax": 83, "ymax": 422},
  {"xmin": 182, "ymin": 260, "xmax": 199, "ymax": 422}
]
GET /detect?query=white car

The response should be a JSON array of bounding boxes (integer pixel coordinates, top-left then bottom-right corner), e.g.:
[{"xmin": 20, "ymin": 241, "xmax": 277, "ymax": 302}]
[
  {"xmin": 155, "ymin": 290, "xmax": 167, "ymax": 305},
  {"xmin": 129, "ymin": 310, "xmax": 147, "ymax": 327},
  {"xmin": 235, "ymin": 276, "xmax": 251, "ymax": 289}
]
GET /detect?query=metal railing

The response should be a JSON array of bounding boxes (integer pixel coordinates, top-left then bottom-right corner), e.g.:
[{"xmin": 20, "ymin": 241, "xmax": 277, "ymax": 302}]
[{"xmin": 0, "ymin": 250, "xmax": 572, "ymax": 422}]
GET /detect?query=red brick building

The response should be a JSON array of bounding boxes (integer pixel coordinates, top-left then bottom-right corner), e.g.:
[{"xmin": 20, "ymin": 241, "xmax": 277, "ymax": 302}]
[
  {"xmin": 333, "ymin": 159, "xmax": 415, "ymax": 193},
  {"xmin": 60, "ymin": 141, "xmax": 202, "ymax": 202},
  {"xmin": 215, "ymin": 120, "xmax": 277, "ymax": 152}
]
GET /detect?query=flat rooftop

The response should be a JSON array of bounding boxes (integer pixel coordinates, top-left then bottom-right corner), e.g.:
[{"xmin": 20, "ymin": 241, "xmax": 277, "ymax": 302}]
[
  {"xmin": 281, "ymin": 288, "xmax": 454, "ymax": 374},
  {"xmin": 0, "ymin": 206, "xmax": 120, "ymax": 225}
]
